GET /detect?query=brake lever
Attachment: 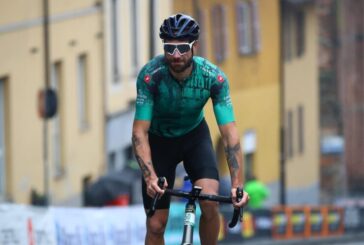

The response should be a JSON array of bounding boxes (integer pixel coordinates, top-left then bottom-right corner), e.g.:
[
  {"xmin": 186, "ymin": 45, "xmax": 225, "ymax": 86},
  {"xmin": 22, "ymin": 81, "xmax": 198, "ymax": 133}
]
[
  {"xmin": 228, "ymin": 187, "xmax": 244, "ymax": 228},
  {"xmin": 146, "ymin": 177, "xmax": 165, "ymax": 217}
]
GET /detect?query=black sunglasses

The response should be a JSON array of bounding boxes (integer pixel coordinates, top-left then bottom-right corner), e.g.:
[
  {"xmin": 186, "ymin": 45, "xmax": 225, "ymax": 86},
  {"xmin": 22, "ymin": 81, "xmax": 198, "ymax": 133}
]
[{"xmin": 163, "ymin": 41, "xmax": 195, "ymax": 55}]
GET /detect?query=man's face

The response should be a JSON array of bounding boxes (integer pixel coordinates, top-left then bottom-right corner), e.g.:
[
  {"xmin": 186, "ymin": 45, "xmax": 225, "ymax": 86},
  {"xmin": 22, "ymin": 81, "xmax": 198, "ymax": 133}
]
[{"xmin": 163, "ymin": 39, "xmax": 195, "ymax": 73}]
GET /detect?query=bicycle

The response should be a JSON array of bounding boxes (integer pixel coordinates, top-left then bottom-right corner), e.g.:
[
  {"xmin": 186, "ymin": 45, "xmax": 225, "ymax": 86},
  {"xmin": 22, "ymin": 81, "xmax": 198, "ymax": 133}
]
[{"xmin": 147, "ymin": 176, "xmax": 244, "ymax": 245}]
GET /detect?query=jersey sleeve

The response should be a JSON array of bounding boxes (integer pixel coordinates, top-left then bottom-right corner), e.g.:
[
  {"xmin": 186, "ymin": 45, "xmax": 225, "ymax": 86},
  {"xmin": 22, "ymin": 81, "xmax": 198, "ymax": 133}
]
[
  {"xmin": 210, "ymin": 73, "xmax": 235, "ymax": 125},
  {"xmin": 134, "ymin": 70, "xmax": 154, "ymax": 121}
]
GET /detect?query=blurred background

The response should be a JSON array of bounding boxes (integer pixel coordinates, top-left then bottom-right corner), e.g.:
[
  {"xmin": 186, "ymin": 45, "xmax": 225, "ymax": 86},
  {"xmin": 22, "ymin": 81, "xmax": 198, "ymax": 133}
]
[{"xmin": 0, "ymin": 0, "xmax": 363, "ymax": 212}]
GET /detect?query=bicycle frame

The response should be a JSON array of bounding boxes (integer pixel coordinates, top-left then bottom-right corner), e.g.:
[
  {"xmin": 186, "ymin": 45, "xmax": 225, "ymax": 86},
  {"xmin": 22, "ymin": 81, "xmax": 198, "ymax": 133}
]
[{"xmin": 147, "ymin": 177, "xmax": 244, "ymax": 245}]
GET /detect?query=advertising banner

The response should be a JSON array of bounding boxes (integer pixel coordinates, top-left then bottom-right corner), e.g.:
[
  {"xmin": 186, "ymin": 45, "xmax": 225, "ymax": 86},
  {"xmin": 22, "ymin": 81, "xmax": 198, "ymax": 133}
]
[
  {"xmin": 52, "ymin": 205, "xmax": 145, "ymax": 245},
  {"xmin": 309, "ymin": 207, "xmax": 324, "ymax": 236},
  {"xmin": 326, "ymin": 207, "xmax": 344, "ymax": 235},
  {"xmin": 0, "ymin": 205, "xmax": 29, "ymax": 245},
  {"xmin": 0, "ymin": 204, "xmax": 146, "ymax": 245},
  {"xmin": 28, "ymin": 206, "xmax": 56, "ymax": 245},
  {"xmin": 252, "ymin": 209, "xmax": 272, "ymax": 238},
  {"xmin": 0, "ymin": 203, "xmax": 350, "ymax": 244},
  {"xmin": 272, "ymin": 207, "xmax": 288, "ymax": 239},
  {"xmin": 290, "ymin": 208, "xmax": 306, "ymax": 237}
]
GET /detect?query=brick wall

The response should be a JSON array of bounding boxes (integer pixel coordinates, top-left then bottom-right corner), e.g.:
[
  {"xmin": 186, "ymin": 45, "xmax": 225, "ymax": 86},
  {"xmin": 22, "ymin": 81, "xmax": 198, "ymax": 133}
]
[{"xmin": 337, "ymin": 0, "xmax": 364, "ymax": 194}]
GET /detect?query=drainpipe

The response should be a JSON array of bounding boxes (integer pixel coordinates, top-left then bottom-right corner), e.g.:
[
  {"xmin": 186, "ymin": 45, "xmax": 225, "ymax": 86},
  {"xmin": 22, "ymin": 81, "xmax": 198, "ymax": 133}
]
[
  {"xmin": 279, "ymin": 0, "xmax": 286, "ymax": 205},
  {"xmin": 149, "ymin": 0, "xmax": 155, "ymax": 59},
  {"xmin": 42, "ymin": 0, "xmax": 50, "ymax": 205},
  {"xmin": 96, "ymin": 0, "xmax": 107, "ymax": 176}
]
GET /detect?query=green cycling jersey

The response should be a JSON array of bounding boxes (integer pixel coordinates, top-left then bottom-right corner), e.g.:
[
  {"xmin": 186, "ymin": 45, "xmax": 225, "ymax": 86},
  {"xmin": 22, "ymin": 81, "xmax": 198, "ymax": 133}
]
[{"xmin": 135, "ymin": 55, "xmax": 235, "ymax": 137}]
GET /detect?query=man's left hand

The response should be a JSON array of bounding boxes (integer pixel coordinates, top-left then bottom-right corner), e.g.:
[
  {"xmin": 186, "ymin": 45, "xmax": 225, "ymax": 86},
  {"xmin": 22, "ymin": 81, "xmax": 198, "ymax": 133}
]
[{"xmin": 231, "ymin": 188, "xmax": 249, "ymax": 208}]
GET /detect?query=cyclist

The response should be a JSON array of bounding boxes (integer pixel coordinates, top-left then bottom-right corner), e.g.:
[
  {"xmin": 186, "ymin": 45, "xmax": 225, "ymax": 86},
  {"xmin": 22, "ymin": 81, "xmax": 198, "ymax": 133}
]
[{"xmin": 132, "ymin": 13, "xmax": 249, "ymax": 245}]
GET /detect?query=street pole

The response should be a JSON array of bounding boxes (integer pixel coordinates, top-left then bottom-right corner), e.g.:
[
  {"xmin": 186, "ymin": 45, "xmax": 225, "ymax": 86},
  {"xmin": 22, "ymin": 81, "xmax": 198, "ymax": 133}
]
[
  {"xmin": 149, "ymin": 0, "xmax": 155, "ymax": 59},
  {"xmin": 279, "ymin": 0, "xmax": 286, "ymax": 206},
  {"xmin": 42, "ymin": 0, "xmax": 50, "ymax": 205}
]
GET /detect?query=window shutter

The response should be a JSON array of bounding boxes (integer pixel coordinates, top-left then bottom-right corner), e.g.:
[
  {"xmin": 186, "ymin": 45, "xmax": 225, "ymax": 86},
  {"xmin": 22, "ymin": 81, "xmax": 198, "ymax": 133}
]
[
  {"xmin": 212, "ymin": 4, "xmax": 228, "ymax": 63},
  {"xmin": 251, "ymin": 0, "xmax": 261, "ymax": 53},
  {"xmin": 236, "ymin": 1, "xmax": 253, "ymax": 55}
]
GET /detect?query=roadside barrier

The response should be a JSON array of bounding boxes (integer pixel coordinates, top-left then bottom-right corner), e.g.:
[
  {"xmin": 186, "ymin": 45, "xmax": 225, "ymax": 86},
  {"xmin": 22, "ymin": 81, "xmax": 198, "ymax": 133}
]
[
  {"xmin": 271, "ymin": 206, "xmax": 344, "ymax": 240},
  {"xmin": 0, "ymin": 204, "xmax": 146, "ymax": 245},
  {"xmin": 0, "ymin": 203, "xmax": 361, "ymax": 244},
  {"xmin": 218, "ymin": 205, "xmax": 349, "ymax": 242},
  {"xmin": 309, "ymin": 206, "xmax": 325, "ymax": 237}
]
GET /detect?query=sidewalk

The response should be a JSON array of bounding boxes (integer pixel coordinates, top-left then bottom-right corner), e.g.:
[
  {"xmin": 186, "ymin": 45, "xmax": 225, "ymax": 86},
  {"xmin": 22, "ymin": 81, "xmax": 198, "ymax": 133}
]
[{"xmin": 220, "ymin": 232, "xmax": 364, "ymax": 245}]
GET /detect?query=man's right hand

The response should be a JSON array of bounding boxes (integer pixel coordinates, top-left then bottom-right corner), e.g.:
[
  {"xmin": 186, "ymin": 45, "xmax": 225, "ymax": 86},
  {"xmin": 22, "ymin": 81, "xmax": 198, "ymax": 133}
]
[{"xmin": 146, "ymin": 176, "xmax": 168, "ymax": 198}]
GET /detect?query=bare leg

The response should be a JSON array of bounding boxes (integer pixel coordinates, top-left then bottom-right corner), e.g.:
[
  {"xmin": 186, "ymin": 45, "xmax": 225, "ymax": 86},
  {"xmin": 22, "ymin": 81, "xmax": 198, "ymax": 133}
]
[
  {"xmin": 145, "ymin": 209, "xmax": 169, "ymax": 245},
  {"xmin": 195, "ymin": 178, "xmax": 220, "ymax": 245}
]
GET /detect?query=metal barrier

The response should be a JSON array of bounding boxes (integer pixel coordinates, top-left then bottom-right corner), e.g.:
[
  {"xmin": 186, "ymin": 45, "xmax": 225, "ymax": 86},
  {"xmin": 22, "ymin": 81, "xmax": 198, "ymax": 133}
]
[{"xmin": 217, "ymin": 205, "xmax": 349, "ymax": 243}]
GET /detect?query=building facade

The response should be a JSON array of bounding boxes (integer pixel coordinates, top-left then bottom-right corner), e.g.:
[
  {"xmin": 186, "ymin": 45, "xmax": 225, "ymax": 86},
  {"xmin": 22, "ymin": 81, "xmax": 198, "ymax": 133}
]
[
  {"xmin": 0, "ymin": 0, "xmax": 105, "ymax": 204},
  {"xmin": 103, "ymin": 0, "xmax": 172, "ymax": 173},
  {"xmin": 336, "ymin": 0, "xmax": 364, "ymax": 195},
  {"xmin": 282, "ymin": 0, "xmax": 320, "ymax": 205},
  {"xmin": 317, "ymin": 0, "xmax": 364, "ymax": 202},
  {"xmin": 173, "ymin": 0, "xmax": 281, "ymax": 206},
  {"xmin": 317, "ymin": 0, "xmax": 346, "ymax": 203}
]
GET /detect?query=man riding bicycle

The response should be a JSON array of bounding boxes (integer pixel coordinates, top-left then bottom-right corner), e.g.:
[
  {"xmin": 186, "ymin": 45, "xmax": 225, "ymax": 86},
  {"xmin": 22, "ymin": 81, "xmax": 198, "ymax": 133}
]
[{"xmin": 132, "ymin": 13, "xmax": 249, "ymax": 245}]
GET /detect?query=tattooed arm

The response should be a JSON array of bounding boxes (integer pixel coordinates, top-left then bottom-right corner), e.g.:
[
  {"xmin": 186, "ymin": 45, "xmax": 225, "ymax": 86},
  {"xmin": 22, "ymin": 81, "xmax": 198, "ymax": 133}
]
[
  {"xmin": 219, "ymin": 122, "xmax": 244, "ymax": 188},
  {"xmin": 132, "ymin": 120, "xmax": 164, "ymax": 197},
  {"xmin": 219, "ymin": 122, "xmax": 249, "ymax": 207}
]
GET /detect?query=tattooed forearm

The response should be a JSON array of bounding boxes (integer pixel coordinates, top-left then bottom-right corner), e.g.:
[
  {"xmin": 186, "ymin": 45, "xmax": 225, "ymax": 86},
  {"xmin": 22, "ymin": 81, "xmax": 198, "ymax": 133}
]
[
  {"xmin": 132, "ymin": 134, "xmax": 141, "ymax": 150},
  {"xmin": 224, "ymin": 143, "xmax": 241, "ymax": 179},
  {"xmin": 136, "ymin": 155, "xmax": 151, "ymax": 178}
]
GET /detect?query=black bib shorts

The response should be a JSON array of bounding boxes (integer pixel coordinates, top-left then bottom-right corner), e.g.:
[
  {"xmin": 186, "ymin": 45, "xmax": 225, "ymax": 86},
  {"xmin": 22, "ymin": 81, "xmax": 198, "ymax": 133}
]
[{"xmin": 142, "ymin": 118, "xmax": 219, "ymax": 210}]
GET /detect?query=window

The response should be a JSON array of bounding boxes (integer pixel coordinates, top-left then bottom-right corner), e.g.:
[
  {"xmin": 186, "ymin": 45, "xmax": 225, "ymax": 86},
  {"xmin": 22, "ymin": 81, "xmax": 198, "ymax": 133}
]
[
  {"xmin": 108, "ymin": 149, "xmax": 126, "ymax": 172},
  {"xmin": 108, "ymin": 151, "xmax": 117, "ymax": 171},
  {"xmin": 286, "ymin": 110, "xmax": 294, "ymax": 158},
  {"xmin": 235, "ymin": 0, "xmax": 261, "ymax": 55},
  {"xmin": 111, "ymin": 0, "xmax": 120, "ymax": 83},
  {"xmin": 245, "ymin": 153, "xmax": 254, "ymax": 180},
  {"xmin": 124, "ymin": 145, "xmax": 137, "ymax": 169},
  {"xmin": 51, "ymin": 62, "xmax": 64, "ymax": 177},
  {"xmin": 77, "ymin": 54, "xmax": 90, "ymax": 130},
  {"xmin": 211, "ymin": 4, "xmax": 228, "ymax": 63},
  {"xmin": 242, "ymin": 129, "xmax": 256, "ymax": 179},
  {"xmin": 282, "ymin": 5, "xmax": 292, "ymax": 61},
  {"xmin": 283, "ymin": 5, "xmax": 306, "ymax": 60},
  {"xmin": 298, "ymin": 105, "xmax": 305, "ymax": 154},
  {"xmin": 0, "ymin": 78, "xmax": 6, "ymax": 199},
  {"xmin": 295, "ymin": 10, "xmax": 305, "ymax": 57}
]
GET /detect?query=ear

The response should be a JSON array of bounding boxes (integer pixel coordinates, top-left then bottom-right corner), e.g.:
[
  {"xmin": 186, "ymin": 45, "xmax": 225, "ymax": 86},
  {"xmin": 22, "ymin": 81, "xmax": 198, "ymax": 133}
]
[{"xmin": 193, "ymin": 40, "xmax": 199, "ymax": 52}]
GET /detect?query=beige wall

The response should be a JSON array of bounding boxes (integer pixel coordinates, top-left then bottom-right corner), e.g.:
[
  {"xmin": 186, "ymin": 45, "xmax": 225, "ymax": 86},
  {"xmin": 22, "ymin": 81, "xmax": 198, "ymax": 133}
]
[
  {"xmin": 0, "ymin": 1, "xmax": 41, "ymax": 25},
  {"xmin": 206, "ymin": 86, "xmax": 280, "ymax": 184},
  {"xmin": 50, "ymin": 13, "xmax": 105, "ymax": 204},
  {"xmin": 172, "ymin": 0, "xmax": 281, "ymax": 191},
  {"xmin": 284, "ymin": 5, "xmax": 319, "ymax": 193},
  {"xmin": 0, "ymin": 0, "xmax": 105, "ymax": 204}
]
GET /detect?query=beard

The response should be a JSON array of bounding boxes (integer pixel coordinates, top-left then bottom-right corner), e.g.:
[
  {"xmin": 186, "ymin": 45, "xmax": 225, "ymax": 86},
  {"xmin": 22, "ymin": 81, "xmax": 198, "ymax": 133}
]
[{"xmin": 166, "ymin": 56, "xmax": 193, "ymax": 73}]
